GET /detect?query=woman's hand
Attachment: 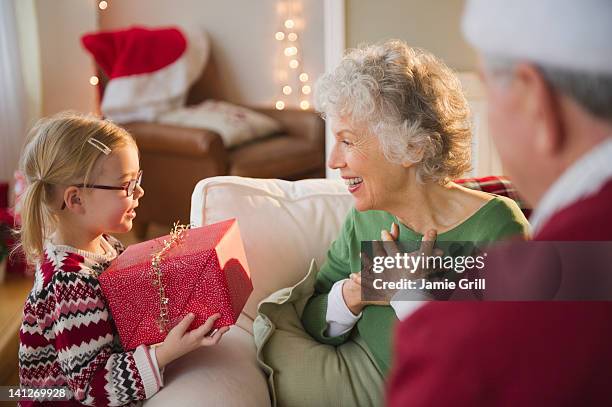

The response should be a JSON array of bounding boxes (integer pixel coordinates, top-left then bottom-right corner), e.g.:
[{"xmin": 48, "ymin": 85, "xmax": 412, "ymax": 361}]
[
  {"xmin": 341, "ymin": 223, "xmax": 402, "ymax": 314},
  {"xmin": 378, "ymin": 227, "xmax": 440, "ymax": 282},
  {"xmin": 341, "ymin": 273, "xmax": 368, "ymax": 315},
  {"xmin": 154, "ymin": 313, "xmax": 230, "ymax": 369},
  {"xmin": 361, "ymin": 224, "xmax": 440, "ymax": 304},
  {"xmin": 341, "ymin": 272, "xmax": 388, "ymax": 315}
]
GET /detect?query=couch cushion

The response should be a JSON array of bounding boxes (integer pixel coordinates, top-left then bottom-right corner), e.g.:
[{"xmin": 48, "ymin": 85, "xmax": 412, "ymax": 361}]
[
  {"xmin": 190, "ymin": 176, "xmax": 354, "ymax": 320},
  {"xmin": 144, "ymin": 318, "xmax": 270, "ymax": 407}
]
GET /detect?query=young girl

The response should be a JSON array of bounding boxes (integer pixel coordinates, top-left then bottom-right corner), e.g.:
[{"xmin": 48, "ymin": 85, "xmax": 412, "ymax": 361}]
[{"xmin": 17, "ymin": 112, "xmax": 229, "ymax": 405}]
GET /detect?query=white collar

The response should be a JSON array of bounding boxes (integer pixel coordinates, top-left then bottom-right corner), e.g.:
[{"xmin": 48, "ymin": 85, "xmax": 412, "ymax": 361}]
[
  {"xmin": 530, "ymin": 138, "xmax": 612, "ymax": 234},
  {"xmin": 48, "ymin": 235, "xmax": 117, "ymax": 265}
]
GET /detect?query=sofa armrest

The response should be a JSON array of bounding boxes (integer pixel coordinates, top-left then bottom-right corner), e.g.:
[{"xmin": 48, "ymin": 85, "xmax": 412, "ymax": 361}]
[
  {"xmin": 252, "ymin": 108, "xmax": 325, "ymax": 149},
  {"xmin": 124, "ymin": 121, "xmax": 228, "ymax": 160}
]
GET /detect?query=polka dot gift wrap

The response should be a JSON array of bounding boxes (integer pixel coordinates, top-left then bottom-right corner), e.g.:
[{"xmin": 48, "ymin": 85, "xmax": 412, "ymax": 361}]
[{"xmin": 99, "ymin": 219, "xmax": 253, "ymax": 350}]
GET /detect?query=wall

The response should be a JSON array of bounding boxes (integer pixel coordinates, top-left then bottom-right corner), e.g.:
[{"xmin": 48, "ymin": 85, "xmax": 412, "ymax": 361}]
[
  {"xmin": 339, "ymin": 0, "xmax": 502, "ymax": 178},
  {"xmin": 15, "ymin": 0, "xmax": 42, "ymax": 127},
  {"xmin": 35, "ymin": 0, "xmax": 98, "ymax": 116},
  {"xmin": 0, "ymin": 0, "xmax": 95, "ymax": 190},
  {"xmin": 98, "ymin": 0, "xmax": 325, "ymax": 107},
  {"xmin": 345, "ymin": 0, "xmax": 477, "ymax": 71}
]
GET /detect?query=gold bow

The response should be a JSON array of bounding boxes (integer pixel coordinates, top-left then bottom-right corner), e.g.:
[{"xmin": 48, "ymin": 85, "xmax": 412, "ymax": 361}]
[{"xmin": 151, "ymin": 222, "xmax": 190, "ymax": 332}]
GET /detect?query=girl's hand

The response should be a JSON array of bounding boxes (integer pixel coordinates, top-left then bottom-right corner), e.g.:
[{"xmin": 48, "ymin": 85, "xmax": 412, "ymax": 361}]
[{"xmin": 154, "ymin": 313, "xmax": 230, "ymax": 369}]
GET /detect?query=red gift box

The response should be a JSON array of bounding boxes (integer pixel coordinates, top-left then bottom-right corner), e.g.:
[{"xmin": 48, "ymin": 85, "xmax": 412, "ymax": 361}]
[{"xmin": 99, "ymin": 218, "xmax": 253, "ymax": 350}]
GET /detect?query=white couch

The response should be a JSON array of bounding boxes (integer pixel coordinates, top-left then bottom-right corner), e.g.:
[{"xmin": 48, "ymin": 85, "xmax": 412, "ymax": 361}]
[{"xmin": 145, "ymin": 176, "xmax": 354, "ymax": 406}]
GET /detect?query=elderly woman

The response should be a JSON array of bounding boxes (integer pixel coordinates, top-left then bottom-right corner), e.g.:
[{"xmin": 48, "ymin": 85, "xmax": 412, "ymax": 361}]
[
  {"xmin": 256, "ymin": 40, "xmax": 529, "ymax": 407},
  {"xmin": 301, "ymin": 40, "xmax": 529, "ymax": 384}
]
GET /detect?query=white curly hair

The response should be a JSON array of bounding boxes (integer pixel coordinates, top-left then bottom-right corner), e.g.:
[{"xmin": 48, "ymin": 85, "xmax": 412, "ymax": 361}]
[{"xmin": 315, "ymin": 40, "xmax": 472, "ymax": 184}]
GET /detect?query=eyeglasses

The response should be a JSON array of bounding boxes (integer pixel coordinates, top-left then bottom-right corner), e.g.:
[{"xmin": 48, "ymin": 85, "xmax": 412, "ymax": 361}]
[{"xmin": 61, "ymin": 170, "xmax": 143, "ymax": 210}]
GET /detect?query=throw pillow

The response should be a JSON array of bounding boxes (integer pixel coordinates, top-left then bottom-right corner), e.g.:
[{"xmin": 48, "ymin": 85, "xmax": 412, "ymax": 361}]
[
  {"xmin": 157, "ymin": 100, "xmax": 283, "ymax": 147},
  {"xmin": 456, "ymin": 175, "xmax": 532, "ymax": 218},
  {"xmin": 254, "ymin": 259, "xmax": 384, "ymax": 407}
]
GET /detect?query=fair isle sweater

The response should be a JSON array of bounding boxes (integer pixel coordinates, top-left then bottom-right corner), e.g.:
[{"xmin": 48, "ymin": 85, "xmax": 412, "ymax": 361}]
[{"xmin": 19, "ymin": 235, "xmax": 162, "ymax": 406}]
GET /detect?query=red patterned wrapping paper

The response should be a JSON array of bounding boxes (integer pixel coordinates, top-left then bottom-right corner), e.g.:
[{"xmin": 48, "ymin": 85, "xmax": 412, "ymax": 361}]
[{"xmin": 99, "ymin": 218, "xmax": 253, "ymax": 350}]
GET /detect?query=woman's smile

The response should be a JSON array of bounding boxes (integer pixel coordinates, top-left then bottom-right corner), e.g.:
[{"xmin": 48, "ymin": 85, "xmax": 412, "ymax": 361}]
[{"xmin": 343, "ymin": 176, "xmax": 364, "ymax": 193}]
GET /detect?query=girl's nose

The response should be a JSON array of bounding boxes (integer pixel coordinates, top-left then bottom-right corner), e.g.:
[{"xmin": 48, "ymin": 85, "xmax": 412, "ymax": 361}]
[{"xmin": 133, "ymin": 184, "xmax": 145, "ymax": 199}]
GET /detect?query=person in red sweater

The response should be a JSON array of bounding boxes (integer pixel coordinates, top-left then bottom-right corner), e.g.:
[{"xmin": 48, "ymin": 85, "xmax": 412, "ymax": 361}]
[
  {"xmin": 387, "ymin": 0, "xmax": 612, "ymax": 406},
  {"xmin": 17, "ymin": 112, "xmax": 229, "ymax": 406}
]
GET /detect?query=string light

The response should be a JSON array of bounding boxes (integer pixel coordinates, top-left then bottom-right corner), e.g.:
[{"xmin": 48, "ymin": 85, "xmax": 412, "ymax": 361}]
[
  {"xmin": 283, "ymin": 46, "xmax": 298, "ymax": 56},
  {"xmin": 273, "ymin": 5, "xmax": 310, "ymax": 110},
  {"xmin": 91, "ymin": 2, "xmax": 108, "ymax": 87}
]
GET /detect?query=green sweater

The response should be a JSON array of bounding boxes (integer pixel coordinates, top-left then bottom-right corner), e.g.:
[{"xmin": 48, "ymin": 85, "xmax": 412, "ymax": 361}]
[{"xmin": 301, "ymin": 195, "xmax": 530, "ymax": 376}]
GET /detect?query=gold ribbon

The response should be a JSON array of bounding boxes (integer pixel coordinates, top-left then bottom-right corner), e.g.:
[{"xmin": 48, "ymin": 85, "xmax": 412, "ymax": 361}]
[{"xmin": 151, "ymin": 222, "xmax": 190, "ymax": 332}]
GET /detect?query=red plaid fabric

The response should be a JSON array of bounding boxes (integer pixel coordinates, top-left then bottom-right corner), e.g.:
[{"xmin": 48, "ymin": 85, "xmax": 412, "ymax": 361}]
[{"xmin": 456, "ymin": 175, "xmax": 531, "ymax": 219}]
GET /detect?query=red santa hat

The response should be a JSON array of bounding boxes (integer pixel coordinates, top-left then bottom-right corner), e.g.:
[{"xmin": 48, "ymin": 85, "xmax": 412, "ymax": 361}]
[{"xmin": 82, "ymin": 25, "xmax": 209, "ymax": 123}]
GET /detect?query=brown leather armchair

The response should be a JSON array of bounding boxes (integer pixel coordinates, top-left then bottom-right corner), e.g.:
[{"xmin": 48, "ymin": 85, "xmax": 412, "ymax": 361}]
[{"xmin": 99, "ymin": 55, "xmax": 325, "ymax": 237}]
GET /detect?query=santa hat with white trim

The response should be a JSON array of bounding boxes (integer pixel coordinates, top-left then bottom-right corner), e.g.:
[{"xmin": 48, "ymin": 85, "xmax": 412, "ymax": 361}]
[
  {"xmin": 461, "ymin": 0, "xmax": 612, "ymax": 75},
  {"xmin": 82, "ymin": 25, "xmax": 209, "ymax": 123}
]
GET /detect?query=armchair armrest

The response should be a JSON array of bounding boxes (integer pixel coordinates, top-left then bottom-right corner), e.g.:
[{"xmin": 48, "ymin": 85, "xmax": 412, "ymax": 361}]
[
  {"xmin": 253, "ymin": 108, "xmax": 325, "ymax": 149},
  {"xmin": 124, "ymin": 121, "xmax": 228, "ymax": 160},
  {"xmin": 122, "ymin": 121, "xmax": 230, "ymax": 228}
]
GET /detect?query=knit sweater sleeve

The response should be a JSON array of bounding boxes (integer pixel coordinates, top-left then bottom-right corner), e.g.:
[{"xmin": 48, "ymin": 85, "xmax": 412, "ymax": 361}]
[
  {"xmin": 49, "ymin": 269, "xmax": 161, "ymax": 405},
  {"xmin": 301, "ymin": 208, "xmax": 357, "ymax": 346}
]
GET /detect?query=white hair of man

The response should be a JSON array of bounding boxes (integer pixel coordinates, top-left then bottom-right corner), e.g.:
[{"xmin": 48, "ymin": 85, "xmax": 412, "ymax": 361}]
[{"xmin": 482, "ymin": 55, "xmax": 612, "ymax": 124}]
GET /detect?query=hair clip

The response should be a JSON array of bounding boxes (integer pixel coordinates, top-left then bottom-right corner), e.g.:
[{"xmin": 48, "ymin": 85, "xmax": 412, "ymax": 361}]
[{"xmin": 87, "ymin": 137, "xmax": 111, "ymax": 155}]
